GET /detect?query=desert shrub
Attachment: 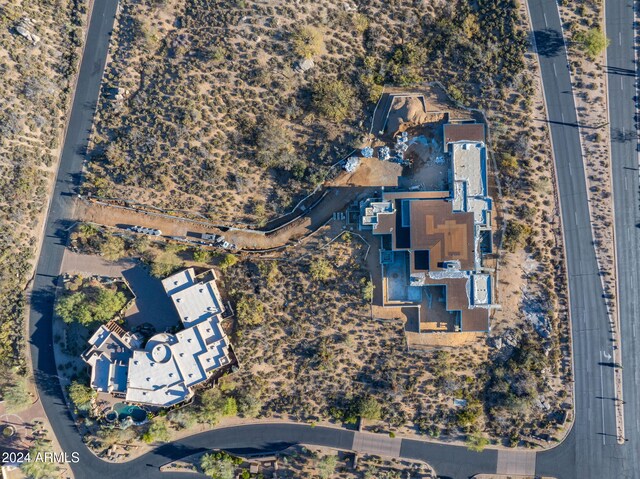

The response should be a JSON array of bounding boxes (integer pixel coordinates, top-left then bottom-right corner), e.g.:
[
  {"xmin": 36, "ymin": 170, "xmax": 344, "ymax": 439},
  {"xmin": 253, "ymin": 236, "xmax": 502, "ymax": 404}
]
[
  {"xmin": 290, "ymin": 26, "xmax": 324, "ymax": 59},
  {"xmin": 142, "ymin": 418, "xmax": 170, "ymax": 443},
  {"xmin": 219, "ymin": 254, "xmax": 238, "ymax": 272},
  {"xmin": 574, "ymin": 28, "xmax": 610, "ymax": 60},
  {"xmin": 309, "ymin": 258, "xmax": 334, "ymax": 281},
  {"xmin": 254, "ymin": 118, "xmax": 296, "ymax": 169},
  {"xmin": 236, "ymin": 295, "xmax": 264, "ymax": 327},
  {"xmin": 68, "ymin": 381, "xmax": 96, "ymax": 410},
  {"xmin": 168, "ymin": 409, "xmax": 197, "ymax": 430},
  {"xmin": 317, "ymin": 454, "xmax": 338, "ymax": 479},
  {"xmin": 312, "ymin": 80, "xmax": 356, "ymax": 123},
  {"xmin": 503, "ymin": 221, "xmax": 532, "ymax": 252},
  {"xmin": 150, "ymin": 248, "xmax": 183, "ymax": 277},
  {"xmin": 200, "ymin": 451, "xmax": 241, "ymax": 479},
  {"xmin": 466, "ymin": 433, "xmax": 489, "ymax": 452}
]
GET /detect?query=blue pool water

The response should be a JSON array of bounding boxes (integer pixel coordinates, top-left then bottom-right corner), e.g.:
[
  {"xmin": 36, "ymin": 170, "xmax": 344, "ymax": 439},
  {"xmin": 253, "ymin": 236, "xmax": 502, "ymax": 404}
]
[{"xmin": 113, "ymin": 402, "xmax": 147, "ymax": 422}]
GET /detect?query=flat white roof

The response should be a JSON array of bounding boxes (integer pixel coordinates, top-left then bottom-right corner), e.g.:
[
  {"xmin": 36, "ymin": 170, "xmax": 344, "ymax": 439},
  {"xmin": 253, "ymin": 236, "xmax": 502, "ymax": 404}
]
[
  {"xmin": 161, "ymin": 268, "xmax": 196, "ymax": 296},
  {"xmin": 452, "ymin": 142, "xmax": 485, "ymax": 197},
  {"xmin": 472, "ymin": 274, "xmax": 490, "ymax": 305},
  {"xmin": 170, "ymin": 281, "xmax": 223, "ymax": 326},
  {"xmin": 85, "ymin": 269, "xmax": 233, "ymax": 407}
]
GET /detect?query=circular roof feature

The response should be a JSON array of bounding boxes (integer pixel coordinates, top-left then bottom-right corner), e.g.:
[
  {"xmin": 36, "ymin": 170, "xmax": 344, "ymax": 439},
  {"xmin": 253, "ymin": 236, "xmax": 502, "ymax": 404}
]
[{"xmin": 151, "ymin": 343, "xmax": 171, "ymax": 363}]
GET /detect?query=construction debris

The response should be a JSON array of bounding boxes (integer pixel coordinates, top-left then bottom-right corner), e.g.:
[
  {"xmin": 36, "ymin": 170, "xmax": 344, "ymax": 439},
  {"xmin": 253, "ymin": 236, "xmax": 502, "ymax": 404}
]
[{"xmin": 344, "ymin": 156, "xmax": 361, "ymax": 173}]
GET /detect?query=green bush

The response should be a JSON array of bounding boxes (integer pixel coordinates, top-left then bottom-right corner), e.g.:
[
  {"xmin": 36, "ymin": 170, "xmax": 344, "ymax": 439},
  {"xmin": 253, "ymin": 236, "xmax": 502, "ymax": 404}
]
[
  {"xmin": 290, "ymin": 26, "xmax": 324, "ymax": 59},
  {"xmin": 236, "ymin": 295, "xmax": 264, "ymax": 327},
  {"xmin": 309, "ymin": 258, "xmax": 334, "ymax": 281},
  {"xmin": 574, "ymin": 28, "xmax": 610, "ymax": 60},
  {"xmin": 142, "ymin": 418, "xmax": 170, "ymax": 443},
  {"xmin": 466, "ymin": 433, "xmax": 489, "ymax": 452},
  {"xmin": 312, "ymin": 80, "xmax": 356, "ymax": 123},
  {"xmin": 200, "ymin": 451, "xmax": 241, "ymax": 479},
  {"xmin": 219, "ymin": 254, "xmax": 238, "ymax": 271},
  {"xmin": 68, "ymin": 381, "xmax": 96, "ymax": 410}
]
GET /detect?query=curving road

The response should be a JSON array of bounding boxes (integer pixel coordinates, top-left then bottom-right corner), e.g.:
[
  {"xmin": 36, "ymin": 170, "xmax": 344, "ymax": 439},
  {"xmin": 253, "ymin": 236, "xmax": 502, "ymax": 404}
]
[{"xmin": 25, "ymin": 0, "xmax": 637, "ymax": 478}]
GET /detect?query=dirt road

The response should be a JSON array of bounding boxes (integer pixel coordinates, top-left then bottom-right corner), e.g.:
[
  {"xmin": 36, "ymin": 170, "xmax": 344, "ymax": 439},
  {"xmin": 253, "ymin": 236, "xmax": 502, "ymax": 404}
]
[{"xmin": 75, "ymin": 187, "xmax": 375, "ymax": 251}]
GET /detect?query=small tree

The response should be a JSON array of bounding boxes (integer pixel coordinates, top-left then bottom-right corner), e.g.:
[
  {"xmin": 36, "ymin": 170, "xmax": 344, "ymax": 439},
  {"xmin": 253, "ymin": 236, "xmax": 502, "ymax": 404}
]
[
  {"xmin": 361, "ymin": 277, "xmax": 374, "ymax": 302},
  {"xmin": 312, "ymin": 80, "xmax": 356, "ymax": 123},
  {"xmin": 197, "ymin": 388, "xmax": 225, "ymax": 425},
  {"xmin": 20, "ymin": 440, "xmax": 58, "ymax": 479},
  {"xmin": 222, "ymin": 397, "xmax": 237, "ymax": 416},
  {"xmin": 574, "ymin": 28, "xmax": 610, "ymax": 60},
  {"xmin": 142, "ymin": 418, "xmax": 170, "ymax": 443},
  {"xmin": 466, "ymin": 433, "xmax": 490, "ymax": 452},
  {"xmin": 317, "ymin": 454, "xmax": 338, "ymax": 479},
  {"xmin": 309, "ymin": 258, "xmax": 334, "ymax": 281},
  {"xmin": 2, "ymin": 376, "xmax": 30, "ymax": 412},
  {"xmin": 290, "ymin": 26, "xmax": 324, "ymax": 59},
  {"xmin": 100, "ymin": 235, "xmax": 125, "ymax": 261},
  {"xmin": 218, "ymin": 254, "xmax": 238, "ymax": 271},
  {"xmin": 358, "ymin": 395, "xmax": 382, "ymax": 420},
  {"xmin": 193, "ymin": 248, "xmax": 211, "ymax": 263},
  {"xmin": 200, "ymin": 452, "xmax": 240, "ymax": 479},
  {"xmin": 68, "ymin": 381, "xmax": 96, "ymax": 410},
  {"xmin": 236, "ymin": 295, "xmax": 264, "ymax": 327}
]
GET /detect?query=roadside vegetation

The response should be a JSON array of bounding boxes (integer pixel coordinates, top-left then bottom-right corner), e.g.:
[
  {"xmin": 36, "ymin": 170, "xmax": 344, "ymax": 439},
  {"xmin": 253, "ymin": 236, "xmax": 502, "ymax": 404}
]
[{"xmin": 0, "ymin": 0, "xmax": 86, "ymax": 375}]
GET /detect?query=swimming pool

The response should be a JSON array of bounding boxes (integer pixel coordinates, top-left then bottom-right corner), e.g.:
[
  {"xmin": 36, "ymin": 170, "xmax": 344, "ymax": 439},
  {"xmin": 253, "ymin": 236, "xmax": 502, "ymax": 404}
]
[{"xmin": 113, "ymin": 402, "xmax": 148, "ymax": 423}]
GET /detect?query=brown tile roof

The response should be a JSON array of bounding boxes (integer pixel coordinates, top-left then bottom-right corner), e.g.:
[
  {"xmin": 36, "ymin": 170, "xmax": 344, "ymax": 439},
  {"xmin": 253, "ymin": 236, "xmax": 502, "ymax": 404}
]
[
  {"xmin": 409, "ymin": 200, "xmax": 475, "ymax": 271},
  {"xmin": 374, "ymin": 210, "xmax": 396, "ymax": 235},
  {"xmin": 419, "ymin": 276, "xmax": 489, "ymax": 332},
  {"xmin": 444, "ymin": 123, "xmax": 485, "ymax": 145}
]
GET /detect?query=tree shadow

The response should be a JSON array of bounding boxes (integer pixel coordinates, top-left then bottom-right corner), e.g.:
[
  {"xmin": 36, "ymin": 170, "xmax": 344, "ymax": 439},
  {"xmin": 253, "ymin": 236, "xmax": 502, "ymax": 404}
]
[{"xmin": 533, "ymin": 28, "xmax": 564, "ymax": 58}]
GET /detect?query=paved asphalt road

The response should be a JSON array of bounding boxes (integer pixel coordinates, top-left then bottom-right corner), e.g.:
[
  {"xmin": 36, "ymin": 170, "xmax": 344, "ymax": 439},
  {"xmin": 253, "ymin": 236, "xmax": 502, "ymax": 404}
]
[
  {"xmin": 530, "ymin": 0, "xmax": 635, "ymax": 477},
  {"xmin": 605, "ymin": 0, "xmax": 640, "ymax": 477},
  {"xmin": 24, "ymin": 0, "xmax": 636, "ymax": 478}
]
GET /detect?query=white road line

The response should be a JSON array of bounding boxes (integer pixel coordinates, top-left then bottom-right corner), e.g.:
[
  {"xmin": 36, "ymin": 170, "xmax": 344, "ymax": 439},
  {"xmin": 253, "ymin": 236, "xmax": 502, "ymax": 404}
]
[
  {"xmin": 553, "ymin": 63, "xmax": 557, "ymax": 77},
  {"xmin": 543, "ymin": 13, "xmax": 548, "ymax": 27},
  {"xmin": 633, "ymin": 322, "xmax": 636, "ymax": 339},
  {"xmin": 600, "ymin": 351, "xmax": 606, "ymax": 445},
  {"xmin": 621, "ymin": 76, "xmax": 624, "ymax": 90},
  {"xmin": 620, "ymin": 31, "xmax": 623, "ymax": 46},
  {"xmin": 561, "ymin": 112, "xmax": 565, "ymax": 122},
  {"xmin": 574, "ymin": 211, "xmax": 579, "ymax": 224},
  {"xmin": 625, "ymin": 176, "xmax": 628, "ymax": 190}
]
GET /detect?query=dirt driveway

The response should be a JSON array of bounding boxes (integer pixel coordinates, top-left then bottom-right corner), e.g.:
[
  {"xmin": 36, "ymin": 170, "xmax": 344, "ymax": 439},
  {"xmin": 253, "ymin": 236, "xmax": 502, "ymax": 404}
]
[{"xmin": 75, "ymin": 186, "xmax": 375, "ymax": 251}]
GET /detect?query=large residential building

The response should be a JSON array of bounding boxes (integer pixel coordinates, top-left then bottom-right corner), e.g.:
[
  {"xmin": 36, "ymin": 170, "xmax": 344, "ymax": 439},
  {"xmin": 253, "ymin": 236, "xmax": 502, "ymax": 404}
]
[
  {"xmin": 361, "ymin": 122, "xmax": 495, "ymax": 333},
  {"xmin": 82, "ymin": 268, "xmax": 233, "ymax": 407}
]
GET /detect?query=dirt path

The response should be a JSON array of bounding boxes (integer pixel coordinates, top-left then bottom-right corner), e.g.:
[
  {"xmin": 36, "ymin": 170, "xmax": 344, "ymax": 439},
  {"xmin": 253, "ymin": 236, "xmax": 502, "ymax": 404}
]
[{"xmin": 75, "ymin": 186, "xmax": 375, "ymax": 251}]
